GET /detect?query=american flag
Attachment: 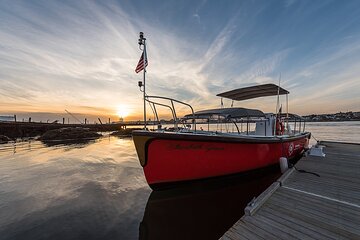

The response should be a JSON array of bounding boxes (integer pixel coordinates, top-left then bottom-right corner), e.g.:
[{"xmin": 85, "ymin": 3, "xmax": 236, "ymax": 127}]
[{"xmin": 135, "ymin": 50, "xmax": 148, "ymax": 73}]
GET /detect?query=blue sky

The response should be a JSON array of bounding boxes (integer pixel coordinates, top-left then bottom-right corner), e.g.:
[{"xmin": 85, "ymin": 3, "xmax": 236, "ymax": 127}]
[{"xmin": 0, "ymin": 0, "xmax": 359, "ymax": 121}]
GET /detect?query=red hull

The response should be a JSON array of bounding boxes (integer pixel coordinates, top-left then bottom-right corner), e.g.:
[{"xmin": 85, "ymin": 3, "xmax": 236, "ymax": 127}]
[{"xmin": 133, "ymin": 131, "xmax": 310, "ymax": 187}]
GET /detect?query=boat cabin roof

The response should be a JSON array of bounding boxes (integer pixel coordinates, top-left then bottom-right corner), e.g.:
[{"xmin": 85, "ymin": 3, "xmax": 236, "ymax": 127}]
[
  {"xmin": 217, "ymin": 83, "xmax": 289, "ymax": 101},
  {"xmin": 184, "ymin": 107, "xmax": 265, "ymax": 119}
]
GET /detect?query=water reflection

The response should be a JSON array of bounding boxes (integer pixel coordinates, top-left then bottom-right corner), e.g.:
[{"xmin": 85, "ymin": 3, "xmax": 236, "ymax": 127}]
[
  {"xmin": 40, "ymin": 138, "xmax": 98, "ymax": 147},
  {"xmin": 3, "ymin": 120, "xmax": 357, "ymax": 240},
  {"xmin": 140, "ymin": 168, "xmax": 281, "ymax": 240},
  {"xmin": 0, "ymin": 137, "xmax": 151, "ymax": 240}
]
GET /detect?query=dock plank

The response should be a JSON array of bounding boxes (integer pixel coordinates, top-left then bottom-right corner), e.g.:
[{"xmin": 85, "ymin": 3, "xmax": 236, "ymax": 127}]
[
  {"xmin": 239, "ymin": 219, "xmax": 280, "ymax": 239},
  {"xmin": 222, "ymin": 141, "xmax": 360, "ymax": 239},
  {"xmin": 274, "ymin": 188, "xmax": 360, "ymax": 220},
  {"xmin": 243, "ymin": 215, "xmax": 300, "ymax": 239},
  {"xmin": 260, "ymin": 206, "xmax": 341, "ymax": 240},
  {"xmin": 266, "ymin": 195, "xmax": 360, "ymax": 237}
]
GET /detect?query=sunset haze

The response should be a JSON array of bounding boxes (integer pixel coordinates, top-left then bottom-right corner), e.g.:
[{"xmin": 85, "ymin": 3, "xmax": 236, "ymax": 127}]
[{"xmin": 1, "ymin": 0, "xmax": 360, "ymax": 122}]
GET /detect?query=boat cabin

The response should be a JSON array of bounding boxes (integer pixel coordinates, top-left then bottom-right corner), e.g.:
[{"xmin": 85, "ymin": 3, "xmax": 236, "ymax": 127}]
[{"xmin": 144, "ymin": 83, "xmax": 306, "ymax": 137}]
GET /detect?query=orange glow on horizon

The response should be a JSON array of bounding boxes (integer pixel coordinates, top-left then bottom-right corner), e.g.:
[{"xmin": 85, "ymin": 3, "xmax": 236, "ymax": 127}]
[{"xmin": 116, "ymin": 104, "xmax": 131, "ymax": 118}]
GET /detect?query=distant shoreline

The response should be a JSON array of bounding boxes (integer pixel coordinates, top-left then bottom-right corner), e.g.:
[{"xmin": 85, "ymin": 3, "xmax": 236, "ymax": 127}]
[{"xmin": 304, "ymin": 119, "xmax": 360, "ymax": 123}]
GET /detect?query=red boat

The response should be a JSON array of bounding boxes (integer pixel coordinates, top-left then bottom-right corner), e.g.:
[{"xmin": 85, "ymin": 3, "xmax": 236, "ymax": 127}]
[{"xmin": 133, "ymin": 84, "xmax": 311, "ymax": 190}]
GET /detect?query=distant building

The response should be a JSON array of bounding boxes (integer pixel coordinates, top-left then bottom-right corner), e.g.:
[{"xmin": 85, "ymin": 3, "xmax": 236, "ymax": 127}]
[
  {"xmin": 303, "ymin": 111, "xmax": 360, "ymax": 121},
  {"xmin": 0, "ymin": 115, "xmax": 15, "ymax": 122}
]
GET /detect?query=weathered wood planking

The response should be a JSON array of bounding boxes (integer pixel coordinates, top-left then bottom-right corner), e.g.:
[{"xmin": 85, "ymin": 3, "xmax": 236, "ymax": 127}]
[{"xmin": 221, "ymin": 141, "xmax": 360, "ymax": 240}]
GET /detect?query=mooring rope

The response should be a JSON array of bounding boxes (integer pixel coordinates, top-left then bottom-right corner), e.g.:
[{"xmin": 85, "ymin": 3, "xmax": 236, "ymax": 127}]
[
  {"xmin": 311, "ymin": 134, "xmax": 320, "ymax": 143},
  {"xmin": 293, "ymin": 165, "xmax": 321, "ymax": 177}
]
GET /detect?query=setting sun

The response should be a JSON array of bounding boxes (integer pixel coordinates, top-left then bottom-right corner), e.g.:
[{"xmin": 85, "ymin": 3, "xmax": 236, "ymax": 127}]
[{"xmin": 116, "ymin": 105, "xmax": 131, "ymax": 118}]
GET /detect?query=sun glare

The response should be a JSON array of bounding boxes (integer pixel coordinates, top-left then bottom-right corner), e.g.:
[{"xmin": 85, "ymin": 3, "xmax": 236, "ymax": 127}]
[{"xmin": 116, "ymin": 105, "xmax": 130, "ymax": 118}]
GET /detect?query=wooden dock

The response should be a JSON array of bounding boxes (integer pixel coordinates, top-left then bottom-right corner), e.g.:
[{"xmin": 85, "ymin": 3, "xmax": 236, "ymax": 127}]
[{"xmin": 221, "ymin": 141, "xmax": 360, "ymax": 240}]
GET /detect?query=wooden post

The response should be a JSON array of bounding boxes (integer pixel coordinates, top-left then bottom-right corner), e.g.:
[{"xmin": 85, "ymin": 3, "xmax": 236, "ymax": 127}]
[
  {"xmin": 85, "ymin": 118, "xmax": 87, "ymax": 124},
  {"xmin": 14, "ymin": 115, "xmax": 17, "ymax": 122},
  {"xmin": 29, "ymin": 117, "xmax": 31, "ymax": 122},
  {"xmin": 63, "ymin": 118, "xmax": 65, "ymax": 124},
  {"xmin": 109, "ymin": 118, "xmax": 111, "ymax": 124}
]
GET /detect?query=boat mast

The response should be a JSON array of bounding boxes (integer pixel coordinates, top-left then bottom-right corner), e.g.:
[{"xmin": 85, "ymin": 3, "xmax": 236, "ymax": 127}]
[
  {"xmin": 276, "ymin": 73, "xmax": 281, "ymax": 115},
  {"xmin": 274, "ymin": 73, "xmax": 281, "ymax": 135},
  {"xmin": 138, "ymin": 32, "xmax": 147, "ymax": 130},
  {"xmin": 286, "ymin": 93, "xmax": 289, "ymax": 133}
]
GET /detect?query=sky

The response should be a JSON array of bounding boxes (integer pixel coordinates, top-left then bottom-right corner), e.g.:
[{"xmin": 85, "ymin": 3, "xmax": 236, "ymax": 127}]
[{"xmin": 0, "ymin": 0, "xmax": 360, "ymax": 122}]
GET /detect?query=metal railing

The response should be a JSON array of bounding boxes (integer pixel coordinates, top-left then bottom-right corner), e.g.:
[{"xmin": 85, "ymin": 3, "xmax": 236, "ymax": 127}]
[{"xmin": 145, "ymin": 95, "xmax": 196, "ymax": 131}]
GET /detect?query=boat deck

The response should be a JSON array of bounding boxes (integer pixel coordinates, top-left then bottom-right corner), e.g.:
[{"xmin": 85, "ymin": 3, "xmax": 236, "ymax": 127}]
[{"xmin": 221, "ymin": 141, "xmax": 360, "ymax": 240}]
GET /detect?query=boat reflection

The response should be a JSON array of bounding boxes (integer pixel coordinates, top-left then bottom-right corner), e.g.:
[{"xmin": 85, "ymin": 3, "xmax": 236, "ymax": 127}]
[{"xmin": 139, "ymin": 167, "xmax": 281, "ymax": 240}]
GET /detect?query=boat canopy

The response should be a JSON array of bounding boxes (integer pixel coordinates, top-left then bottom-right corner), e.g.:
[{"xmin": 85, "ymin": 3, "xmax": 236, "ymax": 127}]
[
  {"xmin": 217, "ymin": 83, "xmax": 289, "ymax": 101},
  {"xmin": 183, "ymin": 107, "xmax": 265, "ymax": 119}
]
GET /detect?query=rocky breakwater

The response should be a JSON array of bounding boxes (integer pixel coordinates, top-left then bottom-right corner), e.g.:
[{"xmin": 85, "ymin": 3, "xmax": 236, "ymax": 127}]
[
  {"xmin": 110, "ymin": 128, "xmax": 142, "ymax": 137},
  {"xmin": 0, "ymin": 135, "xmax": 11, "ymax": 144},
  {"xmin": 39, "ymin": 127, "xmax": 101, "ymax": 143}
]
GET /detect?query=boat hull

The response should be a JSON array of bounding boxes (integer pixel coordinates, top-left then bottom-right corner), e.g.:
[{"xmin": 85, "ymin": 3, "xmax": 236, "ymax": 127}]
[{"xmin": 133, "ymin": 131, "xmax": 310, "ymax": 189}]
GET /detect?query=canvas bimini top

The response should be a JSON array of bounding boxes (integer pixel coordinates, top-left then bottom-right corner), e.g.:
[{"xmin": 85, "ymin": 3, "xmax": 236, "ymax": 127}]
[
  {"xmin": 217, "ymin": 83, "xmax": 289, "ymax": 101},
  {"xmin": 183, "ymin": 107, "xmax": 265, "ymax": 119}
]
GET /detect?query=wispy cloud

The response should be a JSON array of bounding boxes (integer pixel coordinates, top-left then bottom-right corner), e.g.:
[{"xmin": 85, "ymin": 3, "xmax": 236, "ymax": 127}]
[
  {"xmin": 284, "ymin": 0, "xmax": 297, "ymax": 8},
  {"xmin": 0, "ymin": 0, "xmax": 359, "ymax": 120}
]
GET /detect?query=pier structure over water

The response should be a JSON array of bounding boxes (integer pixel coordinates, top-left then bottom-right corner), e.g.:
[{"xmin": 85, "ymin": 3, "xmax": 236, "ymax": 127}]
[
  {"xmin": 221, "ymin": 141, "xmax": 360, "ymax": 240},
  {"xmin": 0, "ymin": 121, "xmax": 147, "ymax": 138}
]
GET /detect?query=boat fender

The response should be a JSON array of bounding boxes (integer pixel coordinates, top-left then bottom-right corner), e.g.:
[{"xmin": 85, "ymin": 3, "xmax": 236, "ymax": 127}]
[{"xmin": 279, "ymin": 157, "xmax": 288, "ymax": 173}]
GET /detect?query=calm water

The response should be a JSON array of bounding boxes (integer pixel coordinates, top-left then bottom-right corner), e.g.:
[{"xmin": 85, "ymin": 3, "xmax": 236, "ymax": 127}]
[
  {"xmin": 0, "ymin": 121, "xmax": 359, "ymax": 240},
  {"xmin": 305, "ymin": 121, "xmax": 360, "ymax": 144}
]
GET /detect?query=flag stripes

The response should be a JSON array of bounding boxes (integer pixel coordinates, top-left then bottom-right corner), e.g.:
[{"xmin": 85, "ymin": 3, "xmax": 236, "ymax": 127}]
[{"xmin": 135, "ymin": 51, "xmax": 148, "ymax": 73}]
